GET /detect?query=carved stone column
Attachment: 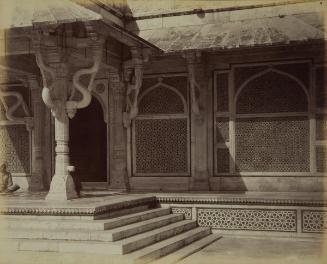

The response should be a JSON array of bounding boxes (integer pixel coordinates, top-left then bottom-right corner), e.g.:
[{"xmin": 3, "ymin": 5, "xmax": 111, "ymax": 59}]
[
  {"xmin": 28, "ymin": 76, "xmax": 44, "ymax": 191},
  {"xmin": 108, "ymin": 70, "xmax": 129, "ymax": 191},
  {"xmin": 33, "ymin": 23, "xmax": 104, "ymax": 200},
  {"xmin": 45, "ymin": 63, "xmax": 78, "ymax": 200},
  {"xmin": 47, "ymin": 113, "xmax": 77, "ymax": 200},
  {"xmin": 184, "ymin": 52, "xmax": 210, "ymax": 191}
]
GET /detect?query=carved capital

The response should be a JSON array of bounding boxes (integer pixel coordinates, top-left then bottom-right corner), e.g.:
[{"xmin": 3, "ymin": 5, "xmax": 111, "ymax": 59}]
[{"xmin": 33, "ymin": 24, "xmax": 104, "ymax": 121}]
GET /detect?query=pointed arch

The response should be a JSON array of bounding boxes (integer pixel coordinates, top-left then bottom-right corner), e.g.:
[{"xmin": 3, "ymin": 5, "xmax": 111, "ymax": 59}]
[
  {"xmin": 138, "ymin": 81, "xmax": 188, "ymax": 115},
  {"xmin": 234, "ymin": 68, "xmax": 309, "ymax": 114}
]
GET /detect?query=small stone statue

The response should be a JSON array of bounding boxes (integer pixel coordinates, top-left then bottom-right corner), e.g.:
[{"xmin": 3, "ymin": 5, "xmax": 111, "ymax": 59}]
[{"xmin": 0, "ymin": 163, "xmax": 20, "ymax": 193}]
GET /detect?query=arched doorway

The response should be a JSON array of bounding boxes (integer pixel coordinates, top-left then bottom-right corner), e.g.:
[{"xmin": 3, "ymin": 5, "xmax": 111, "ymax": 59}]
[{"xmin": 69, "ymin": 97, "xmax": 107, "ymax": 183}]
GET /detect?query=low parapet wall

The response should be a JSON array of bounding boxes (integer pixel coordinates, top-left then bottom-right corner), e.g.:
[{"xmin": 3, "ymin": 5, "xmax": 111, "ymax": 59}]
[{"xmin": 158, "ymin": 195, "xmax": 327, "ymax": 237}]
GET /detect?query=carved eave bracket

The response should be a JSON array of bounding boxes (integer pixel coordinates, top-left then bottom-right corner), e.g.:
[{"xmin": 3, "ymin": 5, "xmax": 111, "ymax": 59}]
[
  {"xmin": 66, "ymin": 37, "xmax": 104, "ymax": 119},
  {"xmin": 183, "ymin": 51, "xmax": 203, "ymax": 119},
  {"xmin": 122, "ymin": 47, "xmax": 149, "ymax": 128},
  {"xmin": 32, "ymin": 23, "xmax": 105, "ymax": 122},
  {"xmin": 0, "ymin": 88, "xmax": 33, "ymax": 131}
]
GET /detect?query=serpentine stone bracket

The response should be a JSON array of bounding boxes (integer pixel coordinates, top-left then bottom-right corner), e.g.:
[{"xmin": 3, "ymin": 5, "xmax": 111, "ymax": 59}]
[
  {"xmin": 32, "ymin": 24, "xmax": 104, "ymax": 121},
  {"xmin": 183, "ymin": 51, "xmax": 202, "ymax": 116},
  {"xmin": 66, "ymin": 38, "xmax": 104, "ymax": 119},
  {"xmin": 0, "ymin": 88, "xmax": 33, "ymax": 130},
  {"xmin": 123, "ymin": 47, "xmax": 151, "ymax": 128}
]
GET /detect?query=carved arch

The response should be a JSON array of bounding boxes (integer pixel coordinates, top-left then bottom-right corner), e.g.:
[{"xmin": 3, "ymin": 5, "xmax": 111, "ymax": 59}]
[
  {"xmin": 91, "ymin": 92, "xmax": 107, "ymax": 124},
  {"xmin": 234, "ymin": 68, "xmax": 310, "ymax": 106},
  {"xmin": 138, "ymin": 81, "xmax": 188, "ymax": 115}
]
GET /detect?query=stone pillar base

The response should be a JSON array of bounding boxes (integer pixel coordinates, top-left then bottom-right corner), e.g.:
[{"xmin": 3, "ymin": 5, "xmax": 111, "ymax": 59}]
[
  {"xmin": 45, "ymin": 174, "xmax": 78, "ymax": 201},
  {"xmin": 28, "ymin": 173, "xmax": 45, "ymax": 192},
  {"xmin": 108, "ymin": 171, "xmax": 130, "ymax": 192},
  {"xmin": 190, "ymin": 172, "xmax": 210, "ymax": 191}
]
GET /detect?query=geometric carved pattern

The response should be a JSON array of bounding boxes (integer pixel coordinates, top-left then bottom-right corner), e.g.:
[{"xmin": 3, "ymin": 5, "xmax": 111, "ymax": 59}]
[
  {"xmin": 216, "ymin": 148, "xmax": 230, "ymax": 173},
  {"xmin": 134, "ymin": 118, "xmax": 188, "ymax": 174},
  {"xmin": 171, "ymin": 207, "xmax": 192, "ymax": 220},
  {"xmin": 0, "ymin": 125, "xmax": 30, "ymax": 173},
  {"xmin": 237, "ymin": 71, "xmax": 308, "ymax": 113},
  {"xmin": 275, "ymin": 63, "xmax": 310, "ymax": 89},
  {"xmin": 235, "ymin": 117, "xmax": 309, "ymax": 172},
  {"xmin": 316, "ymin": 115, "xmax": 327, "ymax": 141},
  {"xmin": 234, "ymin": 66, "xmax": 267, "ymax": 91},
  {"xmin": 197, "ymin": 208, "xmax": 297, "ymax": 232},
  {"xmin": 216, "ymin": 73, "xmax": 229, "ymax": 112},
  {"xmin": 139, "ymin": 86, "xmax": 185, "ymax": 115},
  {"xmin": 316, "ymin": 146, "xmax": 325, "ymax": 173},
  {"xmin": 161, "ymin": 76, "xmax": 188, "ymax": 101},
  {"xmin": 141, "ymin": 76, "xmax": 188, "ymax": 101},
  {"xmin": 216, "ymin": 118, "xmax": 229, "ymax": 143},
  {"xmin": 302, "ymin": 211, "xmax": 327, "ymax": 233}
]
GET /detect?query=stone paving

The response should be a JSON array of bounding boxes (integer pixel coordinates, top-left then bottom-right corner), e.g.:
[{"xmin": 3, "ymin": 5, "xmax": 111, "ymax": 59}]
[{"xmin": 179, "ymin": 235, "xmax": 327, "ymax": 264}]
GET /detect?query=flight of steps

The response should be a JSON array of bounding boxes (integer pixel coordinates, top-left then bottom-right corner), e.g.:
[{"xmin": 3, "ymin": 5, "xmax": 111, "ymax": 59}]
[{"xmin": 0, "ymin": 207, "xmax": 220, "ymax": 264}]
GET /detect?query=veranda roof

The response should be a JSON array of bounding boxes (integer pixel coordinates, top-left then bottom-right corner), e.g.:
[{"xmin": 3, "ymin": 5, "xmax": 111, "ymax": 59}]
[
  {"xmin": 130, "ymin": 1, "xmax": 327, "ymax": 53},
  {"xmin": 0, "ymin": 0, "xmax": 102, "ymax": 29}
]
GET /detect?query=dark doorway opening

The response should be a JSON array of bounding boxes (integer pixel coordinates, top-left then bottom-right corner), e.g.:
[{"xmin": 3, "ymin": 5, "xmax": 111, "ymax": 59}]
[{"xmin": 69, "ymin": 97, "xmax": 107, "ymax": 182}]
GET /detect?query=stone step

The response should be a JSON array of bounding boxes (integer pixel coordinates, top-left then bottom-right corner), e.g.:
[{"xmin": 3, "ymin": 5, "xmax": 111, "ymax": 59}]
[
  {"xmin": 127, "ymin": 227, "xmax": 211, "ymax": 264},
  {"xmin": 108, "ymin": 213, "xmax": 184, "ymax": 241},
  {"xmin": 4, "ymin": 214, "xmax": 184, "ymax": 242},
  {"xmin": 118, "ymin": 220, "xmax": 197, "ymax": 254},
  {"xmin": 151, "ymin": 234, "xmax": 221, "ymax": 264},
  {"xmin": 3, "ymin": 220, "xmax": 198, "ymax": 255},
  {"xmin": 3, "ymin": 238, "xmax": 124, "ymax": 255},
  {"xmin": 2, "ymin": 208, "xmax": 171, "ymax": 231}
]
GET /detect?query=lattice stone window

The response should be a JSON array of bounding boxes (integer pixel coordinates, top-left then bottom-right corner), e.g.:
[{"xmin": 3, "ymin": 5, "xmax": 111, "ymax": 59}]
[
  {"xmin": 316, "ymin": 115, "xmax": 327, "ymax": 141},
  {"xmin": 133, "ymin": 76, "xmax": 189, "ymax": 176},
  {"xmin": 234, "ymin": 66, "xmax": 267, "ymax": 91},
  {"xmin": 233, "ymin": 64, "xmax": 310, "ymax": 174},
  {"xmin": 216, "ymin": 148, "xmax": 230, "ymax": 173},
  {"xmin": 216, "ymin": 118, "xmax": 229, "ymax": 143},
  {"xmin": 215, "ymin": 72, "xmax": 231, "ymax": 175},
  {"xmin": 216, "ymin": 73, "xmax": 229, "ymax": 112},
  {"xmin": 0, "ymin": 125, "xmax": 30, "ymax": 173},
  {"xmin": 236, "ymin": 71, "xmax": 308, "ymax": 114},
  {"xmin": 138, "ymin": 86, "xmax": 185, "ymax": 115},
  {"xmin": 134, "ymin": 118, "xmax": 189, "ymax": 174},
  {"xmin": 316, "ymin": 146, "xmax": 325, "ymax": 173},
  {"xmin": 235, "ymin": 117, "xmax": 309, "ymax": 172}
]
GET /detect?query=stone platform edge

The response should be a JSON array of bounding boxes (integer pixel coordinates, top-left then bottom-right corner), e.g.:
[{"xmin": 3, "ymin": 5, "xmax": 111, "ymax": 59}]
[
  {"xmin": 156, "ymin": 196, "xmax": 327, "ymax": 207},
  {"xmin": 0, "ymin": 196, "xmax": 157, "ymax": 216}
]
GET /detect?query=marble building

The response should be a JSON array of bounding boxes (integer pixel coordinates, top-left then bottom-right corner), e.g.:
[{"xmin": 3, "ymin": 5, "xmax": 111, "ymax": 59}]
[{"xmin": 0, "ymin": 0, "xmax": 327, "ymax": 237}]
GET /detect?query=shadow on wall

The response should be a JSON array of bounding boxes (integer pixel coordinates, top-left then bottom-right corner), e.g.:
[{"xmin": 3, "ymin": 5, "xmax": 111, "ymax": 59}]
[{"xmin": 215, "ymin": 47, "xmax": 326, "ymax": 194}]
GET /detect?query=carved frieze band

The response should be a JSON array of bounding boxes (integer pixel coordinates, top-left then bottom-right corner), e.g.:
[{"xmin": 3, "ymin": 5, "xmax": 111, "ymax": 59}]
[
  {"xmin": 197, "ymin": 208, "xmax": 297, "ymax": 232},
  {"xmin": 157, "ymin": 196, "xmax": 327, "ymax": 207},
  {"xmin": 302, "ymin": 210, "xmax": 327, "ymax": 233}
]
